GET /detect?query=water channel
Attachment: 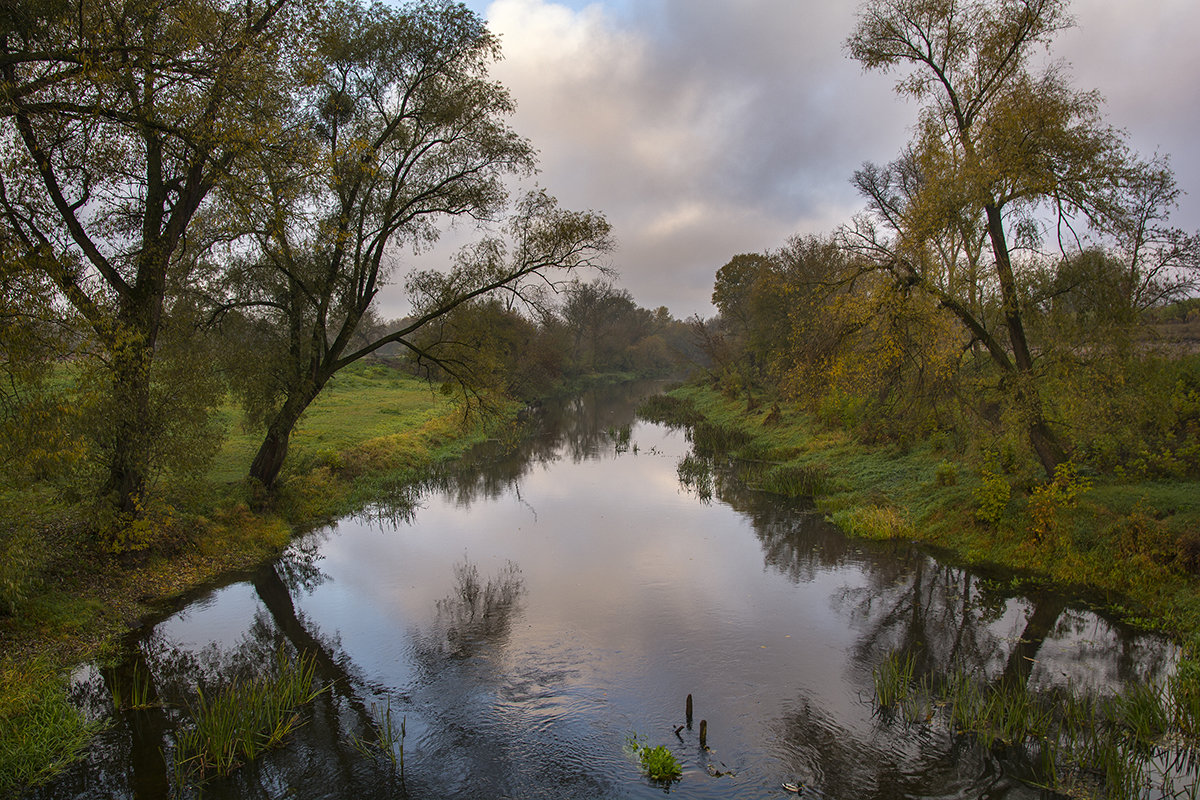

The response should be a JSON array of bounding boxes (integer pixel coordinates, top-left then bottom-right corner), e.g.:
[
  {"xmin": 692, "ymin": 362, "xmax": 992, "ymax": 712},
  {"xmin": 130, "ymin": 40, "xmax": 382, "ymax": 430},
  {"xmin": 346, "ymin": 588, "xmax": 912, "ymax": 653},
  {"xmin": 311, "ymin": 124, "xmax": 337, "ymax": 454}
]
[{"xmin": 42, "ymin": 381, "xmax": 1177, "ymax": 799}]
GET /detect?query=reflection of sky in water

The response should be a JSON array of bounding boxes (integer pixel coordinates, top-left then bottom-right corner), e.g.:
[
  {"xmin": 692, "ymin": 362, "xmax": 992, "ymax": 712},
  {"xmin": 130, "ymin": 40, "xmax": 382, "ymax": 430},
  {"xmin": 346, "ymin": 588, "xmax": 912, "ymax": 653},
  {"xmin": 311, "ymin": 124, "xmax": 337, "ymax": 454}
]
[
  {"xmin": 60, "ymin": 385, "xmax": 1178, "ymax": 800},
  {"xmin": 155, "ymin": 584, "xmax": 264, "ymax": 652}
]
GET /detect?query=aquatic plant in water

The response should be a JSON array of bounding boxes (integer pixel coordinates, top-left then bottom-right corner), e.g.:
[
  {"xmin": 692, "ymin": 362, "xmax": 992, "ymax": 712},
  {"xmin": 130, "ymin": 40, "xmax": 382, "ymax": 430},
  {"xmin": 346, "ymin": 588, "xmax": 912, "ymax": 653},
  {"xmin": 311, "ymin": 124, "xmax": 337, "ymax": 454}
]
[
  {"xmin": 173, "ymin": 649, "xmax": 326, "ymax": 782},
  {"xmin": 352, "ymin": 695, "xmax": 406, "ymax": 779},
  {"xmin": 627, "ymin": 733, "xmax": 682, "ymax": 782}
]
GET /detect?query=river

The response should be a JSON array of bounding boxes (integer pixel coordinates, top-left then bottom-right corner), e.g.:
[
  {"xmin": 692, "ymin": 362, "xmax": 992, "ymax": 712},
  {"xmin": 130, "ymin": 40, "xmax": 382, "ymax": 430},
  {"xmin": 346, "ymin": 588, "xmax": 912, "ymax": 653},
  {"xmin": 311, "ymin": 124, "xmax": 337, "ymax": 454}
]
[{"xmin": 40, "ymin": 380, "xmax": 1177, "ymax": 799}]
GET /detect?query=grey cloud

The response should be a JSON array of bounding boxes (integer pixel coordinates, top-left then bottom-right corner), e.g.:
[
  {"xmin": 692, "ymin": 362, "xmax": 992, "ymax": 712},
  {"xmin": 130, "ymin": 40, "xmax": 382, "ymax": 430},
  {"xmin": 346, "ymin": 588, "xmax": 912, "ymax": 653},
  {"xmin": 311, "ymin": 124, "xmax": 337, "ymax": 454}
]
[{"xmin": 380, "ymin": 0, "xmax": 1200, "ymax": 320}]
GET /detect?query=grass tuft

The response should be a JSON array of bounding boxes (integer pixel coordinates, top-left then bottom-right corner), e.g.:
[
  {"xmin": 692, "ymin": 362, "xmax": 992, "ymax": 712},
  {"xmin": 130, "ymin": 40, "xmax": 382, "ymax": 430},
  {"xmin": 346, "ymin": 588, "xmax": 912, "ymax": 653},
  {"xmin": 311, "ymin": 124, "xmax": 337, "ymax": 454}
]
[
  {"xmin": 0, "ymin": 658, "xmax": 101, "ymax": 795},
  {"xmin": 173, "ymin": 649, "xmax": 326, "ymax": 782}
]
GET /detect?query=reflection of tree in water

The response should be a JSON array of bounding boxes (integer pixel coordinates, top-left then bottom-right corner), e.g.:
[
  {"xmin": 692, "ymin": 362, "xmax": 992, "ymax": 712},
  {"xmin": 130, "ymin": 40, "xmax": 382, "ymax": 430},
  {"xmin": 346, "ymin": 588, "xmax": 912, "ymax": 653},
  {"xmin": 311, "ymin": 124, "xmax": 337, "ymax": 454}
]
[
  {"xmin": 412, "ymin": 380, "xmax": 666, "ymax": 512},
  {"xmin": 43, "ymin": 562, "xmax": 415, "ymax": 800},
  {"xmin": 770, "ymin": 692, "xmax": 1029, "ymax": 800},
  {"xmin": 679, "ymin": 433, "xmax": 1173, "ymax": 698},
  {"xmin": 415, "ymin": 556, "xmax": 525, "ymax": 661},
  {"xmin": 671, "ymin": 418, "xmax": 1177, "ymax": 798}
]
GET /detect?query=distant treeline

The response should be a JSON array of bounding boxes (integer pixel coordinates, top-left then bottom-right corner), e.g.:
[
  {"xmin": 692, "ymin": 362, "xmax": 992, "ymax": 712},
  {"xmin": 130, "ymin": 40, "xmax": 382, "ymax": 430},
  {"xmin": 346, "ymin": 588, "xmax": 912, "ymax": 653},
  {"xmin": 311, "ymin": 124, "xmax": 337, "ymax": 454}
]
[{"xmin": 351, "ymin": 280, "xmax": 700, "ymax": 400}]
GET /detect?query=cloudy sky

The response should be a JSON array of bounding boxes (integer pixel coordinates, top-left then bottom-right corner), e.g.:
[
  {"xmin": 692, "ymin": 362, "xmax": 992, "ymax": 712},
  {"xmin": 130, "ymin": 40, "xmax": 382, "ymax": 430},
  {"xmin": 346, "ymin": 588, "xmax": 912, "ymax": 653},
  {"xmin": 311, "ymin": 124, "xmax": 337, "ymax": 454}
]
[{"xmin": 389, "ymin": 0, "xmax": 1200, "ymax": 320}]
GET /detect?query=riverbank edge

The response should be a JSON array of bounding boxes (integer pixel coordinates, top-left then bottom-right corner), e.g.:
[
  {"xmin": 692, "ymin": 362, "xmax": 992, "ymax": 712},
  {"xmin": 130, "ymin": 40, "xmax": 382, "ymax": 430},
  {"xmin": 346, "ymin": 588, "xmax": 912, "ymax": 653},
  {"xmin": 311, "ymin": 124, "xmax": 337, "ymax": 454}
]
[
  {"xmin": 643, "ymin": 382, "xmax": 1200, "ymax": 647},
  {"xmin": 0, "ymin": 395, "xmax": 523, "ymax": 795},
  {"xmin": 0, "ymin": 369, "xmax": 665, "ymax": 794}
]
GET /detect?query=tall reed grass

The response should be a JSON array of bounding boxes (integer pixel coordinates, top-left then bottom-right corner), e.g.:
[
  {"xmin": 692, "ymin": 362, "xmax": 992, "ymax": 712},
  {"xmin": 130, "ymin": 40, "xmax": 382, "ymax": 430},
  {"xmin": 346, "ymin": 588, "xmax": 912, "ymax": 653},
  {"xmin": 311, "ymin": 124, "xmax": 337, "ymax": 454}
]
[
  {"xmin": 173, "ymin": 649, "xmax": 326, "ymax": 782},
  {"xmin": 352, "ymin": 695, "xmax": 405, "ymax": 780}
]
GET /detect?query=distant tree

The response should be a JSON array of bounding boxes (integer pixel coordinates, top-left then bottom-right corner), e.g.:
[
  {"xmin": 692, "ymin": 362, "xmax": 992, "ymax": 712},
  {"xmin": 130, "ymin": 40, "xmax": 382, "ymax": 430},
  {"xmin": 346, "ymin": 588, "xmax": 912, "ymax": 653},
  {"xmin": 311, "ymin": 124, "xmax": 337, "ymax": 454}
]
[
  {"xmin": 844, "ymin": 0, "xmax": 1196, "ymax": 476},
  {"xmin": 404, "ymin": 297, "xmax": 564, "ymax": 401},
  {"xmin": 0, "ymin": 0, "xmax": 293, "ymax": 516},
  {"xmin": 559, "ymin": 279, "xmax": 655, "ymax": 373},
  {"xmin": 711, "ymin": 252, "xmax": 775, "ymax": 402}
]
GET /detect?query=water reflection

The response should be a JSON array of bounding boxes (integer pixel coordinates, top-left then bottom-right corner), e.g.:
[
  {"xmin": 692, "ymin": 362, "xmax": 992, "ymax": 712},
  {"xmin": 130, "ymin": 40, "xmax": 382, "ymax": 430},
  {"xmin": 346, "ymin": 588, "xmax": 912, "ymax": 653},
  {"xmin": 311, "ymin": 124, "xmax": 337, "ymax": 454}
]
[
  {"xmin": 416, "ymin": 557, "xmax": 525, "ymax": 661},
  {"xmin": 38, "ymin": 380, "xmax": 1175, "ymax": 800}
]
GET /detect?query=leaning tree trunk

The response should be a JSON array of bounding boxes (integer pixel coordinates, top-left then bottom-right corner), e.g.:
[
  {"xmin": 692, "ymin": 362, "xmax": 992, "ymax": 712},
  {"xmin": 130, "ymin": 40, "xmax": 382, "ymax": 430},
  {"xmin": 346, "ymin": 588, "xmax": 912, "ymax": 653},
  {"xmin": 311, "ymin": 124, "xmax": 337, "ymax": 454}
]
[
  {"xmin": 985, "ymin": 204, "xmax": 1064, "ymax": 478},
  {"xmin": 249, "ymin": 382, "xmax": 325, "ymax": 490}
]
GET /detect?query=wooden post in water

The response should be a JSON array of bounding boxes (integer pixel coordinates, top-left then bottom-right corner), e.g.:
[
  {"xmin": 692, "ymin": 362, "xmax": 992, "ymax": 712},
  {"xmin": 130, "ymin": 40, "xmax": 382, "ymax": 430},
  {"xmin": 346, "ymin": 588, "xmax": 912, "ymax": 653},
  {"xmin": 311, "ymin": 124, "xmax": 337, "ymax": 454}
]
[
  {"xmin": 699, "ymin": 719, "xmax": 707, "ymax": 749},
  {"xmin": 686, "ymin": 694, "xmax": 693, "ymax": 728}
]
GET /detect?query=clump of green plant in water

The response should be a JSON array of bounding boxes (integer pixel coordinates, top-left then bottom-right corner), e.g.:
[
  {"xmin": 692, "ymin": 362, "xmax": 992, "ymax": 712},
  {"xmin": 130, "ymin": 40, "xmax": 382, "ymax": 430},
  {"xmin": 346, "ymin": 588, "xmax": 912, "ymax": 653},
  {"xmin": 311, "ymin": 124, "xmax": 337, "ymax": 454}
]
[
  {"xmin": 626, "ymin": 733, "xmax": 682, "ymax": 782},
  {"xmin": 870, "ymin": 649, "xmax": 1200, "ymax": 799},
  {"xmin": 873, "ymin": 651, "xmax": 917, "ymax": 713},
  {"xmin": 352, "ymin": 696, "xmax": 405, "ymax": 780},
  {"xmin": 110, "ymin": 662, "xmax": 156, "ymax": 711},
  {"xmin": 173, "ymin": 649, "xmax": 326, "ymax": 782},
  {"xmin": 677, "ymin": 453, "xmax": 714, "ymax": 503},
  {"xmin": 0, "ymin": 658, "xmax": 102, "ymax": 795}
]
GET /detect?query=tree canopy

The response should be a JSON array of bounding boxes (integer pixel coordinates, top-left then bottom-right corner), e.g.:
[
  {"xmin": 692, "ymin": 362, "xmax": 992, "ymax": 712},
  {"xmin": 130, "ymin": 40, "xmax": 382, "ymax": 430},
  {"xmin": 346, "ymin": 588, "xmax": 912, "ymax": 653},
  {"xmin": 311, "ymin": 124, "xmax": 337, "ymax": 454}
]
[{"xmin": 842, "ymin": 0, "xmax": 1197, "ymax": 475}]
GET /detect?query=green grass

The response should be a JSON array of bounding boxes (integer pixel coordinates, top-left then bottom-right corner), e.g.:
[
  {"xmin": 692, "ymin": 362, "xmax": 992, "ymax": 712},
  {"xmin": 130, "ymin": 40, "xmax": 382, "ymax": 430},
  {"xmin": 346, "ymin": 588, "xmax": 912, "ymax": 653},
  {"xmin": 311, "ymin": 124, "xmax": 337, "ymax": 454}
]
[
  {"xmin": 208, "ymin": 363, "xmax": 459, "ymax": 484},
  {"xmin": 0, "ymin": 659, "xmax": 102, "ymax": 796}
]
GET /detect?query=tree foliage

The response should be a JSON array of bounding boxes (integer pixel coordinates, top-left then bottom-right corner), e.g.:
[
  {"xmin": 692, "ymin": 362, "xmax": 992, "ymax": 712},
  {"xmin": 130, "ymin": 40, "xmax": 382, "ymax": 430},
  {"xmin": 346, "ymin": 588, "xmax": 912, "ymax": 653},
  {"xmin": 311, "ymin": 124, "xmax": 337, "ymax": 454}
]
[
  {"xmin": 841, "ymin": 0, "xmax": 1198, "ymax": 475},
  {"xmin": 198, "ymin": 0, "xmax": 615, "ymax": 489},
  {"xmin": 0, "ymin": 0, "xmax": 295, "ymax": 517}
]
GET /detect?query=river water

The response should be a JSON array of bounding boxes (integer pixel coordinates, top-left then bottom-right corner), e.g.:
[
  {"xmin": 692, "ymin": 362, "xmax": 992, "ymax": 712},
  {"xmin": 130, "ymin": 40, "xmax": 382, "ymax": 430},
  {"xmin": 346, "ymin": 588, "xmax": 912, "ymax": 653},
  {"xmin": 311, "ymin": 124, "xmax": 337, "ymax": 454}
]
[{"xmin": 42, "ymin": 381, "xmax": 1177, "ymax": 799}]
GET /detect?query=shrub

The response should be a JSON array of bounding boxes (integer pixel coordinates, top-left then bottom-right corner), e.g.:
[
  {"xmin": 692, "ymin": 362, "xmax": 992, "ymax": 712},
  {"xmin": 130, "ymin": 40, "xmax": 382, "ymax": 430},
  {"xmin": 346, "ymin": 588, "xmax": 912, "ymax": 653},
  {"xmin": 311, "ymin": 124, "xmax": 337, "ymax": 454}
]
[
  {"xmin": 96, "ymin": 499, "xmax": 180, "ymax": 555},
  {"xmin": 973, "ymin": 469, "xmax": 1011, "ymax": 525},
  {"xmin": 1028, "ymin": 462, "xmax": 1091, "ymax": 543},
  {"xmin": 934, "ymin": 460, "xmax": 958, "ymax": 486}
]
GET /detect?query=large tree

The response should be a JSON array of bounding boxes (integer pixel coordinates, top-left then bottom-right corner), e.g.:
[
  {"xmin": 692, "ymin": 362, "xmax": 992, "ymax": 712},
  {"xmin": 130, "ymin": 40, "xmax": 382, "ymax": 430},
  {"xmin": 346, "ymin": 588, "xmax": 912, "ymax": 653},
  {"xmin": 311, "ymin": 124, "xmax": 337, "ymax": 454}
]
[
  {"xmin": 844, "ymin": 0, "xmax": 1193, "ymax": 476},
  {"xmin": 0, "ymin": 0, "xmax": 293, "ymax": 515},
  {"xmin": 210, "ymin": 0, "xmax": 612, "ymax": 490}
]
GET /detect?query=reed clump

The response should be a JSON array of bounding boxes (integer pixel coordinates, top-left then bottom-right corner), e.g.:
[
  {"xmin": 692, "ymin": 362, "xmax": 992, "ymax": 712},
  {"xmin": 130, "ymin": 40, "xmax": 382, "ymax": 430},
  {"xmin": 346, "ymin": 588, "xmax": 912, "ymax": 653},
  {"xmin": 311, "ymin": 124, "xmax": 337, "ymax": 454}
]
[
  {"xmin": 173, "ymin": 649, "xmax": 326, "ymax": 782},
  {"xmin": 352, "ymin": 696, "xmax": 405, "ymax": 780}
]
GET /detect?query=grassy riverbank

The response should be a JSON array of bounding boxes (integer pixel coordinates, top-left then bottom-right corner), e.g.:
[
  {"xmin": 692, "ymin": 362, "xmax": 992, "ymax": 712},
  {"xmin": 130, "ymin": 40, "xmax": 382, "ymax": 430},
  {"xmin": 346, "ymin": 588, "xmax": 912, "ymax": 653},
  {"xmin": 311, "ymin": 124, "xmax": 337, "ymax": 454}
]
[
  {"xmin": 642, "ymin": 382, "xmax": 1200, "ymax": 796},
  {"xmin": 0, "ymin": 362, "xmax": 517, "ymax": 796},
  {"xmin": 643, "ymin": 383, "xmax": 1200, "ymax": 645}
]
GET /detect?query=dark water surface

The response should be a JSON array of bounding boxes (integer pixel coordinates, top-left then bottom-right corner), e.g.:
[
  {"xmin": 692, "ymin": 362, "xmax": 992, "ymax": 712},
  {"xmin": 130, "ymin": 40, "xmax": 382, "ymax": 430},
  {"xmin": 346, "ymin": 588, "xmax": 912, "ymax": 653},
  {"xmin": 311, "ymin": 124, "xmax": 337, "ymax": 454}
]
[{"xmin": 43, "ymin": 381, "xmax": 1175, "ymax": 799}]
